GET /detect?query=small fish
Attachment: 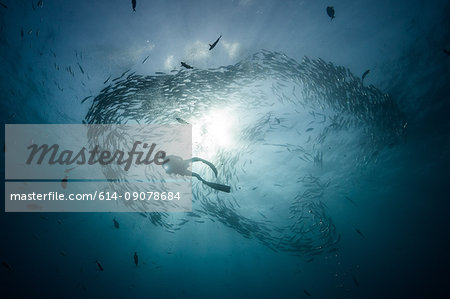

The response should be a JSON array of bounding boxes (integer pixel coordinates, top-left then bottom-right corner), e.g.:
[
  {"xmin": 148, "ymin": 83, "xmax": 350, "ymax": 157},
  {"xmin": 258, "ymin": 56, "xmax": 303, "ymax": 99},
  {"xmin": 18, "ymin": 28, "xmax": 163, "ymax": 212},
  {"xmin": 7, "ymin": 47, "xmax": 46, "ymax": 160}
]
[
  {"xmin": 178, "ymin": 219, "xmax": 189, "ymax": 225},
  {"xmin": 326, "ymin": 6, "xmax": 335, "ymax": 20},
  {"xmin": 117, "ymin": 69, "xmax": 130, "ymax": 79},
  {"xmin": 351, "ymin": 274, "xmax": 359, "ymax": 287},
  {"xmin": 175, "ymin": 117, "xmax": 189, "ymax": 124},
  {"xmin": 95, "ymin": 260, "xmax": 104, "ymax": 271},
  {"xmin": 77, "ymin": 62, "xmax": 85, "ymax": 74},
  {"xmin": 134, "ymin": 252, "xmax": 138, "ymax": 266},
  {"xmin": 443, "ymin": 49, "xmax": 450, "ymax": 56},
  {"xmin": 180, "ymin": 62, "xmax": 193, "ymax": 69},
  {"xmin": 371, "ymin": 150, "xmax": 379, "ymax": 158},
  {"xmin": 304, "ymin": 289, "xmax": 312, "ymax": 297},
  {"xmin": 65, "ymin": 167, "xmax": 77, "ymax": 173},
  {"xmin": 61, "ymin": 176, "xmax": 68, "ymax": 189},
  {"xmin": 113, "ymin": 217, "xmax": 119, "ymax": 229},
  {"xmin": 1, "ymin": 261, "xmax": 12, "ymax": 270},
  {"xmin": 0, "ymin": 2, "xmax": 8, "ymax": 9},
  {"xmin": 142, "ymin": 55, "xmax": 150, "ymax": 64},
  {"xmin": 209, "ymin": 35, "xmax": 222, "ymax": 50},
  {"xmin": 361, "ymin": 69, "xmax": 370, "ymax": 82},
  {"xmin": 37, "ymin": 0, "xmax": 43, "ymax": 8},
  {"xmin": 345, "ymin": 196, "xmax": 357, "ymax": 207},
  {"xmin": 21, "ymin": 27, "xmax": 24, "ymax": 38},
  {"xmin": 81, "ymin": 96, "xmax": 93, "ymax": 103},
  {"xmin": 131, "ymin": 0, "xmax": 136, "ymax": 11},
  {"xmin": 103, "ymin": 75, "xmax": 111, "ymax": 84},
  {"xmin": 306, "ymin": 127, "xmax": 314, "ymax": 132},
  {"xmin": 355, "ymin": 228, "xmax": 365, "ymax": 239}
]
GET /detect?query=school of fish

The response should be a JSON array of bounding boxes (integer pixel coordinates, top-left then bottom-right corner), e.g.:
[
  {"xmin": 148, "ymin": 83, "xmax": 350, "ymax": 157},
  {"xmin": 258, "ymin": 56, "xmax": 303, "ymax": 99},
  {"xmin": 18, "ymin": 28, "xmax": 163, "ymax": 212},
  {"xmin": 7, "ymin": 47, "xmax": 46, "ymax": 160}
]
[{"xmin": 84, "ymin": 50, "xmax": 407, "ymax": 256}]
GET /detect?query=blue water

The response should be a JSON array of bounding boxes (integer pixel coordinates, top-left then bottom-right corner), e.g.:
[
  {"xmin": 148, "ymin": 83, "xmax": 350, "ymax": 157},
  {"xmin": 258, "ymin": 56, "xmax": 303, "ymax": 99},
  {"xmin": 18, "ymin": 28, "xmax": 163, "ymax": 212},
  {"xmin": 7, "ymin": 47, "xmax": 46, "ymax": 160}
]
[{"xmin": 1, "ymin": 0, "xmax": 449, "ymax": 298}]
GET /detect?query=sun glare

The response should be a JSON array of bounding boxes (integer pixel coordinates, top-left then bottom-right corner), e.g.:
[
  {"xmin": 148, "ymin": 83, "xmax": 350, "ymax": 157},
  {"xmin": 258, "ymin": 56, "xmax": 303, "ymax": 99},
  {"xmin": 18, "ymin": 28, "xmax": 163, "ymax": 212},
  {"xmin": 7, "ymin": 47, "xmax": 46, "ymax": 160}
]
[{"xmin": 192, "ymin": 108, "xmax": 236, "ymax": 159}]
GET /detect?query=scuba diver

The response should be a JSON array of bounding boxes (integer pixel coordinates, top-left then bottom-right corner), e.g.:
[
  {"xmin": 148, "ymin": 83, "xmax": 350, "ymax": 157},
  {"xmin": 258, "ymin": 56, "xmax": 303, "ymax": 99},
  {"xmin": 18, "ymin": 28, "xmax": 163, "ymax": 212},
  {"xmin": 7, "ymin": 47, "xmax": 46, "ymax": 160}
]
[{"xmin": 162, "ymin": 155, "xmax": 231, "ymax": 193}]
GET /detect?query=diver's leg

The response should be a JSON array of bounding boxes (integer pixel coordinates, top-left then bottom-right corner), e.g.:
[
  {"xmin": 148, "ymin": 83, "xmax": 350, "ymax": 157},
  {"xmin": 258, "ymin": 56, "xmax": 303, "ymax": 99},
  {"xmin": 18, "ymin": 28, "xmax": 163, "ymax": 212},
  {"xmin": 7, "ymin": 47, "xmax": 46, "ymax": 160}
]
[
  {"xmin": 191, "ymin": 172, "xmax": 206, "ymax": 183},
  {"xmin": 191, "ymin": 157, "xmax": 218, "ymax": 177},
  {"xmin": 191, "ymin": 172, "xmax": 231, "ymax": 193}
]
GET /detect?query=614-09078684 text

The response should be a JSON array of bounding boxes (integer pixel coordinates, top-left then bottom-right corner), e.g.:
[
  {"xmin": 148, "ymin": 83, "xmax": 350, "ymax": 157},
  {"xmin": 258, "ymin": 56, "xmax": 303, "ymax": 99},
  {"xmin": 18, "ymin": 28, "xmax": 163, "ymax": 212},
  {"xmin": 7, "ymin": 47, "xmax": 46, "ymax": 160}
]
[{"xmin": 97, "ymin": 191, "xmax": 181, "ymax": 201}]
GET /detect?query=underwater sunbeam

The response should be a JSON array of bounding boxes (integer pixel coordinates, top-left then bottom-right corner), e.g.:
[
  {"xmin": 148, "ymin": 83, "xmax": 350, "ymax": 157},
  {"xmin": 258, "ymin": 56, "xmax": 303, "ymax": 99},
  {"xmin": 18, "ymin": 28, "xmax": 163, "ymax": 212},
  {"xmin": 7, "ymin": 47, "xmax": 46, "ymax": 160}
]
[{"xmin": 192, "ymin": 108, "xmax": 237, "ymax": 159}]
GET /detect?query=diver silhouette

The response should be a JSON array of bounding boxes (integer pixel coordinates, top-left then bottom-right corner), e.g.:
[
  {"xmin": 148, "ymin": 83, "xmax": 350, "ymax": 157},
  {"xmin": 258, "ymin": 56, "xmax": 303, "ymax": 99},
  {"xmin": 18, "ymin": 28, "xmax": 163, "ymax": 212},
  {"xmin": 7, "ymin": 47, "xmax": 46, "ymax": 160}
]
[{"xmin": 162, "ymin": 155, "xmax": 231, "ymax": 193}]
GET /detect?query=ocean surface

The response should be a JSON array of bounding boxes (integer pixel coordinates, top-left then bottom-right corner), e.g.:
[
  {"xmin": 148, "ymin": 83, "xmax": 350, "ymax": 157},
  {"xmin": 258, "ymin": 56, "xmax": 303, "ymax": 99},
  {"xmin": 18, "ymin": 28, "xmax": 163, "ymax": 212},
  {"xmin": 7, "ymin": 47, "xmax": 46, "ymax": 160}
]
[{"xmin": 1, "ymin": 0, "xmax": 449, "ymax": 298}]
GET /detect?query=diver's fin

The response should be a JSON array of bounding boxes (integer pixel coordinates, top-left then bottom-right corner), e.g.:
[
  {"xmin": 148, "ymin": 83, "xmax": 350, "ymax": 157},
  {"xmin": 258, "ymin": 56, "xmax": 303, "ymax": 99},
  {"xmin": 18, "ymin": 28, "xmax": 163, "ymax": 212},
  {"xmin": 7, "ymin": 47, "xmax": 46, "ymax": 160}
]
[
  {"xmin": 192, "ymin": 172, "xmax": 231, "ymax": 193},
  {"xmin": 191, "ymin": 157, "xmax": 218, "ymax": 177},
  {"xmin": 204, "ymin": 181, "xmax": 231, "ymax": 193}
]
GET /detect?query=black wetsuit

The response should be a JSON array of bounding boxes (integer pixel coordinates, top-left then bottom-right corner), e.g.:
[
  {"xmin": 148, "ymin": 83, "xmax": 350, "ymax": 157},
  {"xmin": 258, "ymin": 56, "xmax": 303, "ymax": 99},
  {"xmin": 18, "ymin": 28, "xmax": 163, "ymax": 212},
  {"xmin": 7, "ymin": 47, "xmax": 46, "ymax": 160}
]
[{"xmin": 163, "ymin": 155, "xmax": 231, "ymax": 193}]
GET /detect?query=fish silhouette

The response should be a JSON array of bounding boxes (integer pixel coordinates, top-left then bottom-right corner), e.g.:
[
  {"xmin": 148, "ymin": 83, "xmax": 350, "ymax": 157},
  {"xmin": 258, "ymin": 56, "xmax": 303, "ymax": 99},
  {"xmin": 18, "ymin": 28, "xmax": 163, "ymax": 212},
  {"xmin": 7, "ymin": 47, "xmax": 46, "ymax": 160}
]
[
  {"xmin": 181, "ymin": 62, "xmax": 193, "ymax": 69},
  {"xmin": 362, "ymin": 69, "xmax": 370, "ymax": 82},
  {"xmin": 113, "ymin": 217, "xmax": 120, "ymax": 229},
  {"xmin": 209, "ymin": 35, "xmax": 222, "ymax": 50},
  {"xmin": 326, "ymin": 6, "xmax": 335, "ymax": 20},
  {"xmin": 96, "ymin": 260, "xmax": 104, "ymax": 271},
  {"xmin": 134, "ymin": 252, "xmax": 139, "ymax": 266}
]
